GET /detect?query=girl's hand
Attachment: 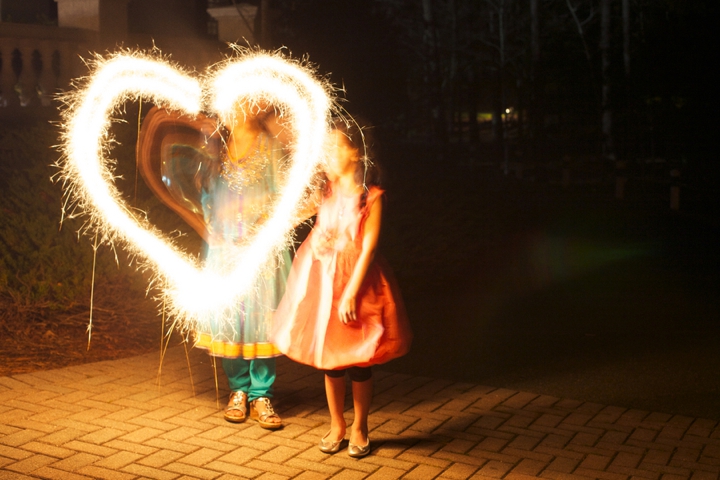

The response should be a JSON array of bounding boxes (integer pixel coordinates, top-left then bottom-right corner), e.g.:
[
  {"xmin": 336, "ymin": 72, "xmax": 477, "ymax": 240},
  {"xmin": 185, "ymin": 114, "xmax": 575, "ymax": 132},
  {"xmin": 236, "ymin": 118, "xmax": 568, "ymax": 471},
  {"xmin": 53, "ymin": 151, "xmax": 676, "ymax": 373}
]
[{"xmin": 338, "ymin": 293, "xmax": 357, "ymax": 324}]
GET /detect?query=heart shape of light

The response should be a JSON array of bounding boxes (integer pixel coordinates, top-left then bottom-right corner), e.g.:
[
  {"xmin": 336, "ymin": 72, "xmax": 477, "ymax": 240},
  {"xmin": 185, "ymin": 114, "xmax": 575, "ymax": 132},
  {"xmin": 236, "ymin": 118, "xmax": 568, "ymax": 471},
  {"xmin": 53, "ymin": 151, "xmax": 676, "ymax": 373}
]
[{"xmin": 59, "ymin": 51, "xmax": 331, "ymax": 326}]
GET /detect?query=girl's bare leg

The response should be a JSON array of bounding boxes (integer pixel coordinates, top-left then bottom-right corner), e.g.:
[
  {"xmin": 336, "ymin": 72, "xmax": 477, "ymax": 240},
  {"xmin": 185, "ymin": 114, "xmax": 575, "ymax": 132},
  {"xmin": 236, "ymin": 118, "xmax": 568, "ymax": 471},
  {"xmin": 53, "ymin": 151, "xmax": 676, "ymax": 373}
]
[
  {"xmin": 350, "ymin": 377, "xmax": 373, "ymax": 446},
  {"xmin": 324, "ymin": 375, "xmax": 347, "ymax": 441}
]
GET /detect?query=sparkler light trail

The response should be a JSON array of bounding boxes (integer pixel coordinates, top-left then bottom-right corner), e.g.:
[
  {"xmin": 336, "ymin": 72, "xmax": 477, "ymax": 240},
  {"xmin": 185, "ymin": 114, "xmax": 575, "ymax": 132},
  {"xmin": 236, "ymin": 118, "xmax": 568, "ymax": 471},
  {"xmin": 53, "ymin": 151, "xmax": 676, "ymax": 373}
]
[{"xmin": 58, "ymin": 50, "xmax": 333, "ymax": 331}]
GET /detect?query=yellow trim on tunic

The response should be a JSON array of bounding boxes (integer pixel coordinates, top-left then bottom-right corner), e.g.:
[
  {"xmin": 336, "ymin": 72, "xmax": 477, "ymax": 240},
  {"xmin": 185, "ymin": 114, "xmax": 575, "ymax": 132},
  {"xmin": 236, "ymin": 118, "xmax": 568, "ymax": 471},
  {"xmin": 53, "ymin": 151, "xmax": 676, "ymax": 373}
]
[{"xmin": 194, "ymin": 332, "xmax": 282, "ymax": 359}]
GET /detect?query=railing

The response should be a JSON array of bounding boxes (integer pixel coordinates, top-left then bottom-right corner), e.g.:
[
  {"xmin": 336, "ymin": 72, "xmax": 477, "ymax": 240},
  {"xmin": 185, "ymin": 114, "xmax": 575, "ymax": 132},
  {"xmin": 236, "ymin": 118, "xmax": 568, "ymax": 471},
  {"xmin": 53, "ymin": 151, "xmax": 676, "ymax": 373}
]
[{"xmin": 0, "ymin": 22, "xmax": 95, "ymax": 110}]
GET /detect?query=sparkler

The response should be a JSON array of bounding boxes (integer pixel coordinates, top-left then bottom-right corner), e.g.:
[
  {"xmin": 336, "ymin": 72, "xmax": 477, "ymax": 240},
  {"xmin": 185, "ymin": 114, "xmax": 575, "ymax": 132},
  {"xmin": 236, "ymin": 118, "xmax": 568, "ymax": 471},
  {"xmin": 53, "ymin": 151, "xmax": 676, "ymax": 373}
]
[{"xmin": 58, "ymin": 50, "xmax": 332, "ymax": 331}]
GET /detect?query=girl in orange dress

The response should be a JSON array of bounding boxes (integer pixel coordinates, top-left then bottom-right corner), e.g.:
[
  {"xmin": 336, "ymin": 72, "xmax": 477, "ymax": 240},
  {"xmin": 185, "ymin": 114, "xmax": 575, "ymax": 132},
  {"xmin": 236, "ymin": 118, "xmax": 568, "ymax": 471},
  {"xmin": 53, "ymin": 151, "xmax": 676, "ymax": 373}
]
[{"xmin": 272, "ymin": 118, "xmax": 412, "ymax": 458}]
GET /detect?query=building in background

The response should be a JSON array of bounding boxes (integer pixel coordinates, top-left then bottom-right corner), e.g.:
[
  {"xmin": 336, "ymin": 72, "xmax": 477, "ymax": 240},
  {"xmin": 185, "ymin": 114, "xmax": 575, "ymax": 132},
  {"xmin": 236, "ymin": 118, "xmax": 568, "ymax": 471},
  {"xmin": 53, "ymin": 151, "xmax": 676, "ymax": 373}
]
[{"xmin": 0, "ymin": 0, "xmax": 262, "ymax": 116}]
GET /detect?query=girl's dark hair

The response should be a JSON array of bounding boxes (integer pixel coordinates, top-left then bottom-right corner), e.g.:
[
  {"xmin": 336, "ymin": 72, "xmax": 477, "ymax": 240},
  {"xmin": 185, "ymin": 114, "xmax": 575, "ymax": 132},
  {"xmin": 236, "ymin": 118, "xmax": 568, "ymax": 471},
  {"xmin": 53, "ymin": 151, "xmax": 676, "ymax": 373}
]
[{"xmin": 330, "ymin": 116, "xmax": 382, "ymax": 206}]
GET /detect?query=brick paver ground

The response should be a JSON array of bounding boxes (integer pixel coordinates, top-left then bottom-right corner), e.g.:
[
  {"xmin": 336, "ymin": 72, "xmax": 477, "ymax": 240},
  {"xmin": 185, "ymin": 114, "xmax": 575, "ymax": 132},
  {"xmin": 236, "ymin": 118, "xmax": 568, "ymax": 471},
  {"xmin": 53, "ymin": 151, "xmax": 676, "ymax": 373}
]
[{"xmin": 2, "ymin": 345, "xmax": 719, "ymax": 479}]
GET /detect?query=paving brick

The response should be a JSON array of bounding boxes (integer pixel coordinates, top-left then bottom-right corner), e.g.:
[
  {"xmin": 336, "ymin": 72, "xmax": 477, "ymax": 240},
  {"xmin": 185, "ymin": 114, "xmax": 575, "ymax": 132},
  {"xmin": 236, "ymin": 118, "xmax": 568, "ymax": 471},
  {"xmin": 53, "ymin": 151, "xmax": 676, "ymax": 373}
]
[
  {"xmin": 312, "ymin": 468, "xmax": 366, "ymax": 479},
  {"xmin": 19, "ymin": 441, "xmax": 75, "ymax": 459},
  {"xmin": 3, "ymin": 453, "xmax": 56, "ymax": 474},
  {"xmin": 77, "ymin": 465, "xmax": 137, "ymax": 480},
  {"xmin": 473, "ymin": 414, "xmax": 507, "ymax": 430},
  {"xmin": 503, "ymin": 392, "xmax": 540, "ymax": 409},
  {"xmin": 257, "ymin": 445, "xmax": 301, "ymax": 463},
  {"xmin": 703, "ymin": 444, "xmax": 720, "ymax": 459},
  {"xmin": 658, "ymin": 426, "xmax": 687, "ymax": 441},
  {"xmin": 687, "ymin": 419, "xmax": 718, "ymax": 438},
  {"xmin": 539, "ymin": 433, "xmax": 573, "ymax": 449},
  {"xmin": 364, "ymin": 466, "xmax": 405, "ymax": 479},
  {"xmin": 510, "ymin": 458, "xmax": 548, "ymax": 476},
  {"xmin": 644, "ymin": 412, "xmax": 672, "ymax": 425},
  {"xmin": 50, "ymin": 452, "xmax": 103, "ymax": 472},
  {"xmin": 504, "ymin": 425, "xmax": 547, "ymax": 439},
  {"xmin": 573, "ymin": 402, "xmax": 605, "ymax": 415},
  {"xmin": 0, "ymin": 428, "xmax": 45, "ymax": 447},
  {"xmin": 197, "ymin": 425, "xmax": 240, "ymax": 442},
  {"xmin": 286, "ymin": 456, "xmax": 343, "ymax": 475},
  {"xmin": 442, "ymin": 439, "xmax": 477, "ymax": 454},
  {"xmin": 138, "ymin": 448, "xmax": 187, "ymax": 468},
  {"xmin": 442, "ymin": 414, "xmax": 482, "ymax": 432},
  {"xmin": 502, "ymin": 414, "xmax": 535, "ymax": 429},
  {"xmin": 409, "ymin": 416, "xmax": 446, "ymax": 433},
  {"xmin": 0, "ymin": 423, "xmax": 19, "ymax": 436},
  {"xmin": 0, "ymin": 448, "xmax": 28, "ymax": 466},
  {"xmin": 469, "ymin": 389, "xmax": 518, "ymax": 412},
  {"xmin": 637, "ymin": 461, "xmax": 692, "ymax": 477},
  {"xmin": 545, "ymin": 455, "xmax": 581, "ymax": 473},
  {"xmin": 395, "ymin": 452, "xmax": 450, "ymax": 468},
  {"xmin": 600, "ymin": 430, "xmax": 630, "ymax": 446},
  {"xmin": 570, "ymin": 431, "xmax": 600, "ymax": 447},
  {"xmin": 691, "ymin": 471, "xmax": 720, "ymax": 480},
  {"xmin": 0, "ymin": 455, "xmax": 20, "ymax": 469},
  {"xmin": 432, "ymin": 450, "xmax": 492, "ymax": 467},
  {"xmin": 103, "ymin": 439, "xmax": 158, "ymax": 455},
  {"xmin": 579, "ymin": 453, "xmax": 612, "ymax": 470},
  {"xmin": 78, "ymin": 427, "xmax": 125, "ymax": 445},
  {"xmin": 477, "ymin": 459, "xmax": 516, "ymax": 478},
  {"xmin": 530, "ymin": 395, "xmax": 561, "ymax": 408},
  {"xmin": 222, "ymin": 434, "xmax": 277, "ymax": 452},
  {"xmin": 630, "ymin": 428, "xmax": 660, "ymax": 443},
  {"xmin": 670, "ymin": 446, "xmax": 701, "ymax": 465},
  {"xmin": 121, "ymin": 462, "xmax": 182, "ymax": 479},
  {"xmin": 62, "ymin": 440, "xmax": 118, "ymax": 457},
  {"xmin": 668, "ymin": 416, "xmax": 695, "ymax": 429},
  {"xmin": 562, "ymin": 413, "xmax": 593, "ymax": 427},
  {"xmin": 611, "ymin": 451, "xmax": 643, "ymax": 469},
  {"xmin": 533, "ymin": 414, "xmax": 565, "ymax": 428},
  {"xmin": 291, "ymin": 471, "xmax": 329, "ymax": 480},
  {"xmin": 163, "ymin": 462, "xmax": 225, "ymax": 480},
  {"xmin": 116, "ymin": 426, "xmax": 165, "ymax": 444},
  {"xmin": 404, "ymin": 464, "xmax": 445, "ymax": 478},
  {"xmin": 574, "ymin": 467, "xmax": 629, "ymax": 480},
  {"xmin": 93, "ymin": 451, "xmax": 145, "ymax": 469},
  {"xmin": 616, "ymin": 410, "xmax": 651, "ymax": 427},
  {"xmin": 215, "ymin": 446, "xmax": 264, "ymax": 465},
  {"xmin": 643, "ymin": 449, "xmax": 673, "ymax": 465},
  {"xmin": 438, "ymin": 462, "xmax": 480, "ymax": 479},
  {"xmin": 403, "ymin": 440, "xmax": 445, "ymax": 456},
  {"xmin": 605, "ymin": 464, "xmax": 658, "ymax": 479},
  {"xmin": 502, "ymin": 448, "xmax": 553, "ymax": 463},
  {"xmin": 26, "ymin": 465, "xmax": 96, "ymax": 480},
  {"xmin": 473, "ymin": 436, "xmax": 510, "ymax": 453},
  {"xmin": 565, "ymin": 444, "xmax": 617, "ymax": 458},
  {"xmin": 324, "ymin": 454, "xmax": 379, "ymax": 472},
  {"xmin": 81, "ymin": 419, "xmax": 139, "ymax": 433},
  {"xmin": 183, "ymin": 436, "xmax": 238, "ymax": 452}
]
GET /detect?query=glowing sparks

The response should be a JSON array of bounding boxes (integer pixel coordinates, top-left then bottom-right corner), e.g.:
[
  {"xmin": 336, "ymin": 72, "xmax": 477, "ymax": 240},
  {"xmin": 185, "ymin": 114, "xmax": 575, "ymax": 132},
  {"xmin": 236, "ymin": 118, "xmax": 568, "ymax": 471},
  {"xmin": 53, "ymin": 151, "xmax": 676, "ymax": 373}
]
[{"xmin": 58, "ymin": 51, "xmax": 333, "ymax": 330}]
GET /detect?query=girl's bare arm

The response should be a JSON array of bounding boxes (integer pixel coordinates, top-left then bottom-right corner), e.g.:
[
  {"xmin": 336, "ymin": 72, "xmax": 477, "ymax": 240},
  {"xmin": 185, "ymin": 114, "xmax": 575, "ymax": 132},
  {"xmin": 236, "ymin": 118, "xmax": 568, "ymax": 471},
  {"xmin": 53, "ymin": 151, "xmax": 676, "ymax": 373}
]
[{"xmin": 338, "ymin": 196, "xmax": 382, "ymax": 323}]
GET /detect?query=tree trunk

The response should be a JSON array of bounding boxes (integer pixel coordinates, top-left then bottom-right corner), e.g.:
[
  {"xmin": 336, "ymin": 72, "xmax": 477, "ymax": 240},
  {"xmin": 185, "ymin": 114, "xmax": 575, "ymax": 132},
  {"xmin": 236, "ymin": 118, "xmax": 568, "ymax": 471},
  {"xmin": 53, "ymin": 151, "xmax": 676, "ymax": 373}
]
[
  {"xmin": 529, "ymin": 0, "xmax": 542, "ymax": 164},
  {"xmin": 622, "ymin": 0, "xmax": 630, "ymax": 76},
  {"xmin": 600, "ymin": 0, "xmax": 614, "ymax": 164},
  {"xmin": 421, "ymin": 0, "xmax": 446, "ymax": 144},
  {"xmin": 498, "ymin": 0, "xmax": 509, "ymax": 174},
  {"xmin": 448, "ymin": 0, "xmax": 458, "ymax": 142},
  {"xmin": 260, "ymin": 0, "xmax": 270, "ymax": 48}
]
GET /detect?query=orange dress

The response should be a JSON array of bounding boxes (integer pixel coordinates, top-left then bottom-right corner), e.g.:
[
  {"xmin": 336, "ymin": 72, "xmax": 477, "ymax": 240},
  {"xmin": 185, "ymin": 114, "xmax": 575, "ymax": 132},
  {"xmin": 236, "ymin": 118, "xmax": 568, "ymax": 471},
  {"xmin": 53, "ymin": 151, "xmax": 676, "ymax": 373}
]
[{"xmin": 271, "ymin": 186, "xmax": 412, "ymax": 370}]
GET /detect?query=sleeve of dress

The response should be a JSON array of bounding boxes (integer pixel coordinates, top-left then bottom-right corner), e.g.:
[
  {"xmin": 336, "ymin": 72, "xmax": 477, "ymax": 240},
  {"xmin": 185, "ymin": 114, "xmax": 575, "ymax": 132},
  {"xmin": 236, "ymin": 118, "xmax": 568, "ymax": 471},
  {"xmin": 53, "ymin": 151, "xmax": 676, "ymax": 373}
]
[{"xmin": 357, "ymin": 186, "xmax": 385, "ymax": 235}]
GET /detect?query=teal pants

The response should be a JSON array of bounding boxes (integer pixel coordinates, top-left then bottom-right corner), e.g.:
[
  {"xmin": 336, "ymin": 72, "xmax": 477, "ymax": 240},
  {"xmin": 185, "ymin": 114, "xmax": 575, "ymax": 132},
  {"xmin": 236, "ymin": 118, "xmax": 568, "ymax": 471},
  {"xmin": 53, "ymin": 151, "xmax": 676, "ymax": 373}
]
[{"xmin": 222, "ymin": 357, "xmax": 276, "ymax": 401}]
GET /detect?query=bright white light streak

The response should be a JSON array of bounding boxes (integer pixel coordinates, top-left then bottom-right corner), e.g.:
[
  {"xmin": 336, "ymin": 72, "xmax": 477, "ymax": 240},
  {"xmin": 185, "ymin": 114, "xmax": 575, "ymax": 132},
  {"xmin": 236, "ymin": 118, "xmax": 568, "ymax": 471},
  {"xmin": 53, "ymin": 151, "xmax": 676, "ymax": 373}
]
[{"xmin": 59, "ymin": 51, "xmax": 332, "ymax": 329}]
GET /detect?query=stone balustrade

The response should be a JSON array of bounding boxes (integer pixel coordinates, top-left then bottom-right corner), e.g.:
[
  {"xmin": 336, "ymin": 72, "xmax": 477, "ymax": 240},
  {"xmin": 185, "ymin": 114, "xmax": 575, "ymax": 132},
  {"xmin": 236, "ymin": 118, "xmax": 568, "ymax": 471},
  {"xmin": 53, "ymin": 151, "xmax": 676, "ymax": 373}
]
[{"xmin": 0, "ymin": 22, "xmax": 95, "ymax": 109}]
